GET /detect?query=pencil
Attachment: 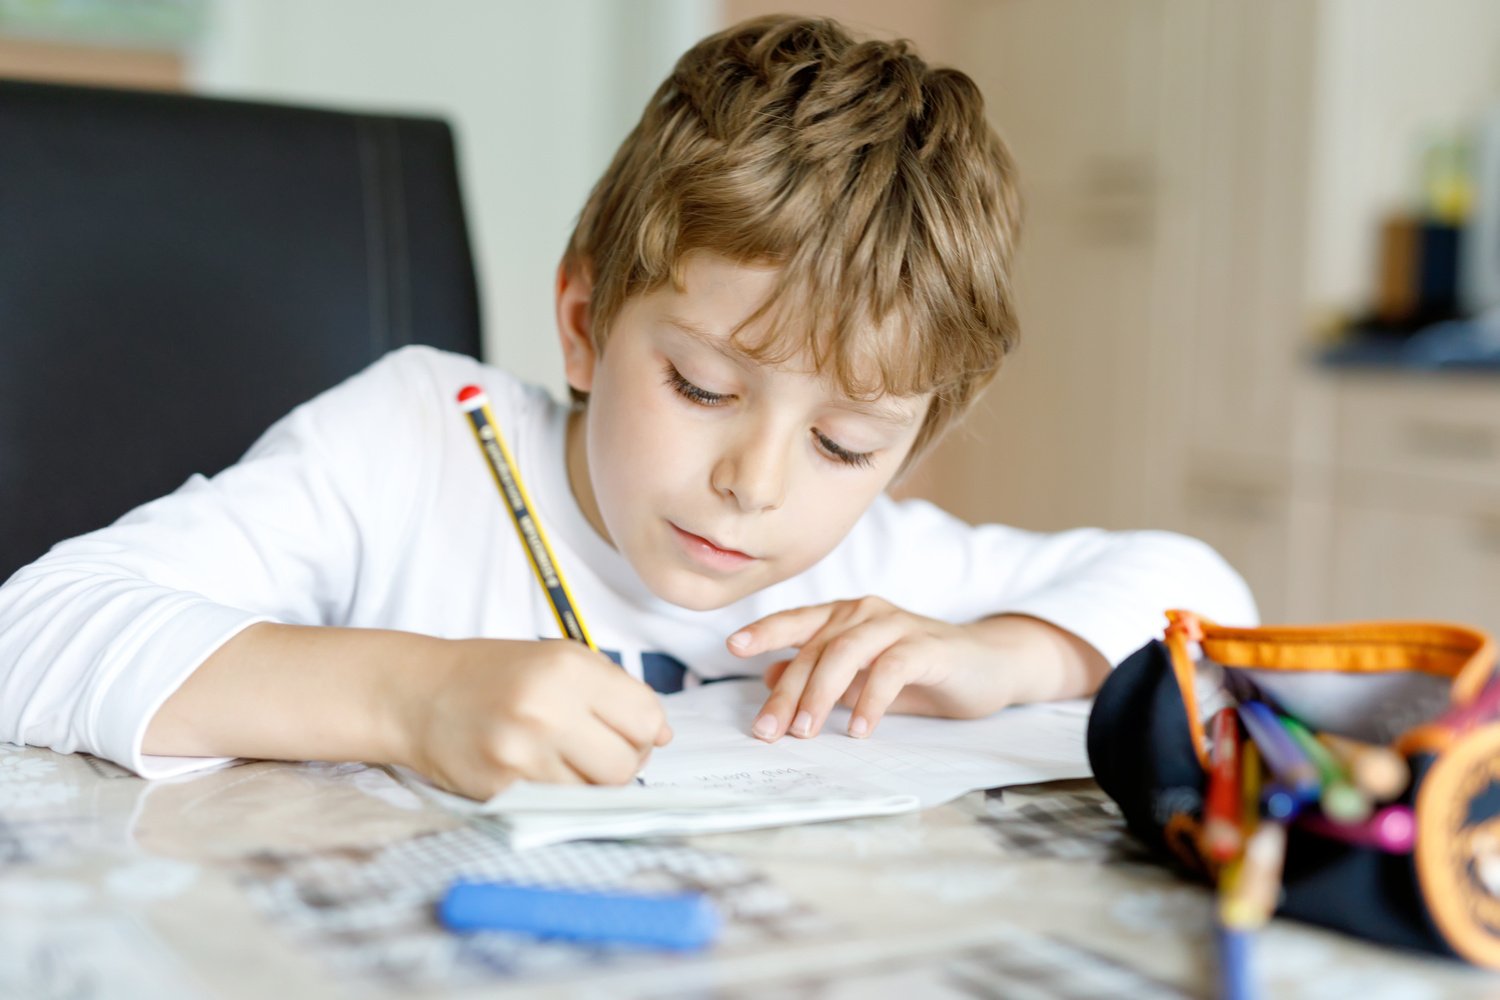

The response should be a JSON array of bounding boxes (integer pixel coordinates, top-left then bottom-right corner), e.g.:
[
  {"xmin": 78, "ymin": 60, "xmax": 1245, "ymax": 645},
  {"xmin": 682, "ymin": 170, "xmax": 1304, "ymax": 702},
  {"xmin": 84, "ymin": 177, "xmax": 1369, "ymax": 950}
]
[
  {"xmin": 457, "ymin": 385, "xmax": 596, "ymax": 649},
  {"xmin": 1237, "ymin": 702, "xmax": 1320, "ymax": 806},
  {"xmin": 1215, "ymin": 738, "xmax": 1262, "ymax": 1000},
  {"xmin": 1203, "ymin": 707, "xmax": 1244, "ymax": 862},
  {"xmin": 1317, "ymin": 732, "xmax": 1409, "ymax": 803},
  {"xmin": 1296, "ymin": 805, "xmax": 1415, "ymax": 854},
  {"xmin": 1217, "ymin": 923, "xmax": 1256, "ymax": 1000},
  {"xmin": 1220, "ymin": 819, "xmax": 1286, "ymax": 930},
  {"xmin": 1277, "ymin": 715, "xmax": 1372, "ymax": 823}
]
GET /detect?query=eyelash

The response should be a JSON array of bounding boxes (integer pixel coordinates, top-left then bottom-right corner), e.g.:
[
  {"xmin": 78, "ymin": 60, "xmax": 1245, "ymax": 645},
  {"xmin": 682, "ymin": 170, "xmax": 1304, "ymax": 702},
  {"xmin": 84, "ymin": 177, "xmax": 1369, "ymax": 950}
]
[{"xmin": 662, "ymin": 363, "xmax": 875, "ymax": 469}]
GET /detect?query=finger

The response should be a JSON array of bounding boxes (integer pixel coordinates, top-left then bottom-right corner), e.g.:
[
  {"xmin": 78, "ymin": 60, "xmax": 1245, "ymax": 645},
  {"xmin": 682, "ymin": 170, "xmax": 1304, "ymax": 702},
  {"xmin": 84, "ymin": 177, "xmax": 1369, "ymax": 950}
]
[
  {"xmin": 591, "ymin": 675, "xmax": 669, "ymax": 751},
  {"xmin": 763, "ymin": 659, "xmax": 791, "ymax": 689},
  {"xmin": 837, "ymin": 669, "xmax": 867, "ymax": 707},
  {"xmin": 521, "ymin": 747, "xmax": 591, "ymax": 786},
  {"xmin": 848, "ymin": 648, "xmax": 919, "ymax": 738},
  {"xmin": 793, "ymin": 620, "xmax": 906, "ymax": 737},
  {"xmin": 750, "ymin": 641, "xmax": 830, "ymax": 741},
  {"xmin": 561, "ymin": 718, "xmax": 652, "ymax": 786},
  {"xmin": 727, "ymin": 604, "xmax": 837, "ymax": 658},
  {"xmin": 654, "ymin": 721, "xmax": 674, "ymax": 747}
]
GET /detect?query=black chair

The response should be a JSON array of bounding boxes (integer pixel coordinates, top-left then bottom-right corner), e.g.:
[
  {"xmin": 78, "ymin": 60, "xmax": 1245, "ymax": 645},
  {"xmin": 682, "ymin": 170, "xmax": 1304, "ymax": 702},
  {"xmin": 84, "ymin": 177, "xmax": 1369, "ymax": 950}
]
[{"xmin": 0, "ymin": 79, "xmax": 483, "ymax": 581}]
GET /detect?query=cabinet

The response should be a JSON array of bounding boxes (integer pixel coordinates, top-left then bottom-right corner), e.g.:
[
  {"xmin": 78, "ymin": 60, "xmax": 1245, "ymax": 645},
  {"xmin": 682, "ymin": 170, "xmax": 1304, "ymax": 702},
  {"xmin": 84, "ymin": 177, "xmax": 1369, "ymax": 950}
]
[
  {"xmin": 907, "ymin": 0, "xmax": 1321, "ymax": 543},
  {"xmin": 899, "ymin": 0, "xmax": 1500, "ymax": 630},
  {"xmin": 1328, "ymin": 499, "xmax": 1500, "ymax": 633},
  {"xmin": 1325, "ymin": 375, "xmax": 1500, "ymax": 634}
]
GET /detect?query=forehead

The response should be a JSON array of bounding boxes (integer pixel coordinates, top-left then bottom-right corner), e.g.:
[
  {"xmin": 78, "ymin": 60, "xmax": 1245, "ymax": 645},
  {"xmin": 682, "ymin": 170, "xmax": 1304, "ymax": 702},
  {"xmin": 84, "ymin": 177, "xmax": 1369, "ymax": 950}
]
[{"xmin": 647, "ymin": 253, "xmax": 929, "ymax": 421}]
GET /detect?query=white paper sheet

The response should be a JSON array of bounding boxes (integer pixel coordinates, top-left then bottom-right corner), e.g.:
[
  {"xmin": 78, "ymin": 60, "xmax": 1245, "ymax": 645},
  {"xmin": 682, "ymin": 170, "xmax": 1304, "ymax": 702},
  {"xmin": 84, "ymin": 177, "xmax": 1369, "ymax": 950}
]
[{"xmin": 403, "ymin": 679, "xmax": 1093, "ymax": 848}]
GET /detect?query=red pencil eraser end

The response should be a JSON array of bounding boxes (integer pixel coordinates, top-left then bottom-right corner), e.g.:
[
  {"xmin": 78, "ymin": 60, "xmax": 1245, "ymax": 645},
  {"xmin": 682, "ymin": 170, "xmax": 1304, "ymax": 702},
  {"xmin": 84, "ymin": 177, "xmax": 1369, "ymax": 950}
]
[{"xmin": 457, "ymin": 385, "xmax": 483, "ymax": 403}]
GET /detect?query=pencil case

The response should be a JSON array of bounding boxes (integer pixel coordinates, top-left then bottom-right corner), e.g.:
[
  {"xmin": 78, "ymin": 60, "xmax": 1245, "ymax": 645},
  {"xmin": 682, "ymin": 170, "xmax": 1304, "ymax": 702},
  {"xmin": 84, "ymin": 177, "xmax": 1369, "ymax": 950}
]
[{"xmin": 1087, "ymin": 609, "xmax": 1500, "ymax": 965}]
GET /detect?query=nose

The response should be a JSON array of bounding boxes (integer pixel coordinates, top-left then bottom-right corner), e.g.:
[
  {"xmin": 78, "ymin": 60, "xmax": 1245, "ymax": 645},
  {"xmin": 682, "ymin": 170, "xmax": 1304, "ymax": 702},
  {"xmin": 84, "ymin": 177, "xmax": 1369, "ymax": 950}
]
[{"xmin": 711, "ymin": 426, "xmax": 789, "ymax": 513}]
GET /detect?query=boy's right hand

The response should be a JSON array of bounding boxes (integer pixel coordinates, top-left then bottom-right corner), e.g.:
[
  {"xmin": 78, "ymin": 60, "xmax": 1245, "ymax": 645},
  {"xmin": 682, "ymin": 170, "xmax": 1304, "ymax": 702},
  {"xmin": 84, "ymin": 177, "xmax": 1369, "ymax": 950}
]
[{"xmin": 398, "ymin": 639, "xmax": 671, "ymax": 801}]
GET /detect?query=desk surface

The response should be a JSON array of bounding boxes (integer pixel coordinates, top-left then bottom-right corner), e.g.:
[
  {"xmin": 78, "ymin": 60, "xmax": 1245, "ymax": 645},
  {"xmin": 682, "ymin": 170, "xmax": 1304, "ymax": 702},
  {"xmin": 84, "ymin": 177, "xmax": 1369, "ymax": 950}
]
[{"xmin": 0, "ymin": 743, "xmax": 1490, "ymax": 999}]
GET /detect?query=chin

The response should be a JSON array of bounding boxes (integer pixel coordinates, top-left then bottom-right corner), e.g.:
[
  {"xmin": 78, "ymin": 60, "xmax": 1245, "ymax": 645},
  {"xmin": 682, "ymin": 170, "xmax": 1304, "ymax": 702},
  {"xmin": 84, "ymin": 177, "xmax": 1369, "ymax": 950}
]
[{"xmin": 641, "ymin": 566, "xmax": 753, "ymax": 612}]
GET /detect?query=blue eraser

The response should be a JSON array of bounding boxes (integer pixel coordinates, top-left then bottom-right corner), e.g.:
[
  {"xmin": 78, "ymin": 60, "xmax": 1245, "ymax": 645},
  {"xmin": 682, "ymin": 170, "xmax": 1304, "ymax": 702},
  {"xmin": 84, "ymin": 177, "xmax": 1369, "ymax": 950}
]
[{"xmin": 438, "ymin": 880, "xmax": 721, "ymax": 951}]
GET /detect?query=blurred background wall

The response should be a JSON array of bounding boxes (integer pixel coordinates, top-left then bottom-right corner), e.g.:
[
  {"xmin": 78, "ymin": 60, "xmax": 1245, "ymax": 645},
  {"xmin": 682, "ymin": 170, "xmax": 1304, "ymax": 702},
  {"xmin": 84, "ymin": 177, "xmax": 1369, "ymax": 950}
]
[{"xmin": 3, "ymin": 0, "xmax": 1498, "ymax": 631}]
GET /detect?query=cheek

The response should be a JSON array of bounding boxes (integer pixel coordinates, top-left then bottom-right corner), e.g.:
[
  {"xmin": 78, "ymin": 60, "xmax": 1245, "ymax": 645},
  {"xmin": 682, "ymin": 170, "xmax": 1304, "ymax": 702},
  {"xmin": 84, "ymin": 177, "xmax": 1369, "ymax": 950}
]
[
  {"xmin": 588, "ymin": 383, "xmax": 699, "ymax": 507},
  {"xmin": 782, "ymin": 476, "xmax": 885, "ymax": 559}
]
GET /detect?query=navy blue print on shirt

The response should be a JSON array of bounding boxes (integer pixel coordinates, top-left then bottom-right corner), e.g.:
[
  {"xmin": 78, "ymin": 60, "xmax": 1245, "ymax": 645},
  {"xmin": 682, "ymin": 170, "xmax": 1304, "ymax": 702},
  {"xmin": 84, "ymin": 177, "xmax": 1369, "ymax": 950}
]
[
  {"xmin": 594, "ymin": 647, "xmax": 688, "ymax": 694},
  {"xmin": 641, "ymin": 652, "xmax": 688, "ymax": 694}
]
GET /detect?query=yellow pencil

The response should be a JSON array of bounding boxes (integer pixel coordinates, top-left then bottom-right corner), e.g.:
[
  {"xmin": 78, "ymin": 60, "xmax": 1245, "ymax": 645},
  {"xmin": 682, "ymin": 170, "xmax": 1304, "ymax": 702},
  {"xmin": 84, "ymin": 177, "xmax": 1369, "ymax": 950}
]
[{"xmin": 457, "ymin": 385, "xmax": 595, "ymax": 649}]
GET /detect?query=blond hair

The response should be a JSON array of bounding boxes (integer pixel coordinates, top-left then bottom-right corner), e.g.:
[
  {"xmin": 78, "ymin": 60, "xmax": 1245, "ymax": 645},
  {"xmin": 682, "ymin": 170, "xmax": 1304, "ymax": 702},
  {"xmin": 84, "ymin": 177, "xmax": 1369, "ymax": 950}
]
[{"xmin": 563, "ymin": 14, "xmax": 1022, "ymax": 460}]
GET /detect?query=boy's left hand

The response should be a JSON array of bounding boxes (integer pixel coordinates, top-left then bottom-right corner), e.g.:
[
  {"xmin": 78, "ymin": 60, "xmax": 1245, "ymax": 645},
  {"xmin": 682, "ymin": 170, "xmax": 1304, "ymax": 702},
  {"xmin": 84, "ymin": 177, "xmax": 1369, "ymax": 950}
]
[
  {"xmin": 729, "ymin": 597, "xmax": 1004, "ymax": 742},
  {"xmin": 727, "ymin": 597, "xmax": 1109, "ymax": 742}
]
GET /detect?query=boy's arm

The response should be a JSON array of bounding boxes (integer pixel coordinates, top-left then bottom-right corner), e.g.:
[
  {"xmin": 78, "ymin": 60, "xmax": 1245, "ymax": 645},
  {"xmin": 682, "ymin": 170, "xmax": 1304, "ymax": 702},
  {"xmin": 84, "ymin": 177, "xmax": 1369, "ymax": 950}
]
[
  {"xmin": 963, "ymin": 612, "xmax": 1112, "ymax": 703},
  {"xmin": 143, "ymin": 621, "xmax": 669, "ymax": 798},
  {"xmin": 0, "ymin": 348, "xmax": 671, "ymax": 793},
  {"xmin": 875, "ymin": 499, "xmax": 1259, "ymax": 667}
]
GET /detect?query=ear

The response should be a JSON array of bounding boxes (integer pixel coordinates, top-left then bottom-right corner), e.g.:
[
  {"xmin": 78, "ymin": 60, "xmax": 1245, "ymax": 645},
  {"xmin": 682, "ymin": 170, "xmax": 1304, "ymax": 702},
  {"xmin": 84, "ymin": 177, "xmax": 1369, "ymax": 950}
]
[{"xmin": 555, "ymin": 261, "xmax": 597, "ymax": 394}]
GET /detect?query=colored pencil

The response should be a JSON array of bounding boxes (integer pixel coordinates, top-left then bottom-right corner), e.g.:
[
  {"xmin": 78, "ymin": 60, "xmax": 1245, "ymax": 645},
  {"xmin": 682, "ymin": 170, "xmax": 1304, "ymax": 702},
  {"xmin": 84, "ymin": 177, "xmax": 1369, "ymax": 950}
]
[
  {"xmin": 1215, "ymin": 739, "xmax": 1265, "ymax": 1000},
  {"xmin": 1240, "ymin": 740, "xmax": 1261, "ymax": 835},
  {"xmin": 1220, "ymin": 819, "xmax": 1287, "ymax": 930},
  {"xmin": 1237, "ymin": 701, "xmax": 1321, "ymax": 801},
  {"xmin": 1262, "ymin": 781, "xmax": 1317, "ymax": 822},
  {"xmin": 1296, "ymin": 805, "xmax": 1415, "ymax": 854},
  {"xmin": 1217, "ymin": 923, "xmax": 1256, "ymax": 1000},
  {"xmin": 1203, "ymin": 707, "xmax": 1244, "ymax": 862},
  {"xmin": 1317, "ymin": 732, "xmax": 1409, "ymax": 803},
  {"xmin": 1278, "ymin": 715, "xmax": 1372, "ymax": 823}
]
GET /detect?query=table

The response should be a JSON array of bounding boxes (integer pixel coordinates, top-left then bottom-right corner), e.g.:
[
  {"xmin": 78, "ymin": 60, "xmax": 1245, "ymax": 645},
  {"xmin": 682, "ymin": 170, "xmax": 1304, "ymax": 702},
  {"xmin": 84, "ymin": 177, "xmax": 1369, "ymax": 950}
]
[{"xmin": 0, "ymin": 744, "xmax": 1491, "ymax": 998}]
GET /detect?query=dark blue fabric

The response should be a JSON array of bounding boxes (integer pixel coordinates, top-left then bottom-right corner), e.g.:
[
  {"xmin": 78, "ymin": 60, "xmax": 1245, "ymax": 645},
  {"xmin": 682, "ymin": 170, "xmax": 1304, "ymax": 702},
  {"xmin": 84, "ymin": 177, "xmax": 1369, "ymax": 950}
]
[
  {"xmin": 596, "ymin": 649, "xmax": 689, "ymax": 694},
  {"xmin": 642, "ymin": 653, "xmax": 688, "ymax": 694}
]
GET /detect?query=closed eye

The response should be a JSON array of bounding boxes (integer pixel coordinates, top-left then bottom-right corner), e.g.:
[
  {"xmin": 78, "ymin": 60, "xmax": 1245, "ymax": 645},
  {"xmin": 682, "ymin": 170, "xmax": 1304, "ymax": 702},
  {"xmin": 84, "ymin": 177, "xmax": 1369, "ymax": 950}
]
[
  {"xmin": 664, "ymin": 363, "xmax": 732, "ymax": 406},
  {"xmin": 814, "ymin": 430, "xmax": 874, "ymax": 469},
  {"xmin": 667, "ymin": 362, "xmax": 874, "ymax": 468}
]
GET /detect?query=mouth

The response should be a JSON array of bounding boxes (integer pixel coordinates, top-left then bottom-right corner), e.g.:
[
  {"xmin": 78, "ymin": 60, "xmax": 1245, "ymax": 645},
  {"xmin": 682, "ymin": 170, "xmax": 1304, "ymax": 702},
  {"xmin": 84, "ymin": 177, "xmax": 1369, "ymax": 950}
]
[{"xmin": 668, "ymin": 522, "xmax": 757, "ymax": 571}]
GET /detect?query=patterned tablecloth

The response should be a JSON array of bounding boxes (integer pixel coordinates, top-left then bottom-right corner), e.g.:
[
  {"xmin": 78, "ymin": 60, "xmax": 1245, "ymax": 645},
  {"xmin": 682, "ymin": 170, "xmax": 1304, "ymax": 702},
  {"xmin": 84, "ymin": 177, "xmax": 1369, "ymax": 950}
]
[{"xmin": 0, "ymin": 744, "xmax": 1491, "ymax": 999}]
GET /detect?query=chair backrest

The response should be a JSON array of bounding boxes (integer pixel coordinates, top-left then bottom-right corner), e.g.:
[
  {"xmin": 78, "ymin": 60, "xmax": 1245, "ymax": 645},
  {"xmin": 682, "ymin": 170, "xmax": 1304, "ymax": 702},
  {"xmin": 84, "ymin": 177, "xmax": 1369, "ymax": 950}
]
[{"xmin": 0, "ymin": 79, "xmax": 483, "ymax": 581}]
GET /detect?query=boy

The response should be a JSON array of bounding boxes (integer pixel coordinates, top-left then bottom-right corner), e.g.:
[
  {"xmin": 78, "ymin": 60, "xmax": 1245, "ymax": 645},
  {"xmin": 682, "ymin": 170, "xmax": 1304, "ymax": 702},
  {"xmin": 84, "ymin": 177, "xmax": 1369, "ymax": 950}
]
[{"xmin": 0, "ymin": 16, "xmax": 1254, "ymax": 801}]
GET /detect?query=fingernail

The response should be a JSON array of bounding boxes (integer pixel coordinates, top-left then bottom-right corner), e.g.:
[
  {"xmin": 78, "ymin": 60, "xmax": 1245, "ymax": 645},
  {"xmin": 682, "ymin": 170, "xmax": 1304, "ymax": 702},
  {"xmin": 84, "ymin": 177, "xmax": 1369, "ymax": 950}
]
[
  {"xmin": 751, "ymin": 714, "xmax": 778, "ymax": 740},
  {"xmin": 791, "ymin": 710, "xmax": 813, "ymax": 738},
  {"xmin": 848, "ymin": 716, "xmax": 869, "ymax": 738},
  {"xmin": 728, "ymin": 631, "xmax": 752, "ymax": 652}
]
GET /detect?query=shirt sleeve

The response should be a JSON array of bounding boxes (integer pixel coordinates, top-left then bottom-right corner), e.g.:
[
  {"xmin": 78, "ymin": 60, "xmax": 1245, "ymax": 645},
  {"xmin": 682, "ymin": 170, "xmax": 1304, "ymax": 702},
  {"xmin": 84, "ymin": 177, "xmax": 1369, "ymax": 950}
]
[
  {"xmin": 0, "ymin": 347, "xmax": 437, "ymax": 778},
  {"xmin": 851, "ymin": 496, "xmax": 1259, "ymax": 667}
]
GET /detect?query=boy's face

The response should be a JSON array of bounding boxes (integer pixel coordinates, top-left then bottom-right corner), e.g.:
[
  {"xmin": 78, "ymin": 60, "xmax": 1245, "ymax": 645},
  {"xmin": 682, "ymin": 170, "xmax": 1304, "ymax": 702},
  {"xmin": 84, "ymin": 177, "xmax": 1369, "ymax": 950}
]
[{"xmin": 559, "ymin": 253, "xmax": 930, "ymax": 612}]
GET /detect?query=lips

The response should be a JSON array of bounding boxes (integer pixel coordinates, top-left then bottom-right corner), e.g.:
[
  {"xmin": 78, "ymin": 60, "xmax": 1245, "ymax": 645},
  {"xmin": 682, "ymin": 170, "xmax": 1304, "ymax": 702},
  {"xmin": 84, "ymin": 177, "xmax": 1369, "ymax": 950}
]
[
  {"xmin": 674, "ymin": 524, "xmax": 751, "ymax": 558},
  {"xmin": 668, "ymin": 522, "xmax": 757, "ymax": 569}
]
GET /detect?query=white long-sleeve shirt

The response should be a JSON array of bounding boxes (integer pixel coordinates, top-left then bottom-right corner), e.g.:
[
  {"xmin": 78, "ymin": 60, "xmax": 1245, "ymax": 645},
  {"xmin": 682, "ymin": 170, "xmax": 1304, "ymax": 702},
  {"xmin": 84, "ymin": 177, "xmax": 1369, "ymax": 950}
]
[{"xmin": 0, "ymin": 346, "xmax": 1257, "ymax": 779}]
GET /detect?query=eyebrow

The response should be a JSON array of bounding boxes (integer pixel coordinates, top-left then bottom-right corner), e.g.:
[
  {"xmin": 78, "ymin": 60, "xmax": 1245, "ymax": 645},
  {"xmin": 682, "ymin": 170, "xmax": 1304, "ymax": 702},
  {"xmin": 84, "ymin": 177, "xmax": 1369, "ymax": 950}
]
[{"xmin": 662, "ymin": 315, "xmax": 917, "ymax": 428}]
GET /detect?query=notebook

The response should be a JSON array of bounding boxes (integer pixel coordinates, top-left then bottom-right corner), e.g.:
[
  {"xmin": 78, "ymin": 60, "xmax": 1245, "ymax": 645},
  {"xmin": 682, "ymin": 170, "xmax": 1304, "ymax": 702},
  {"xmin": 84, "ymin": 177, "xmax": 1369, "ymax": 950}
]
[{"xmin": 402, "ymin": 678, "xmax": 1092, "ymax": 848}]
